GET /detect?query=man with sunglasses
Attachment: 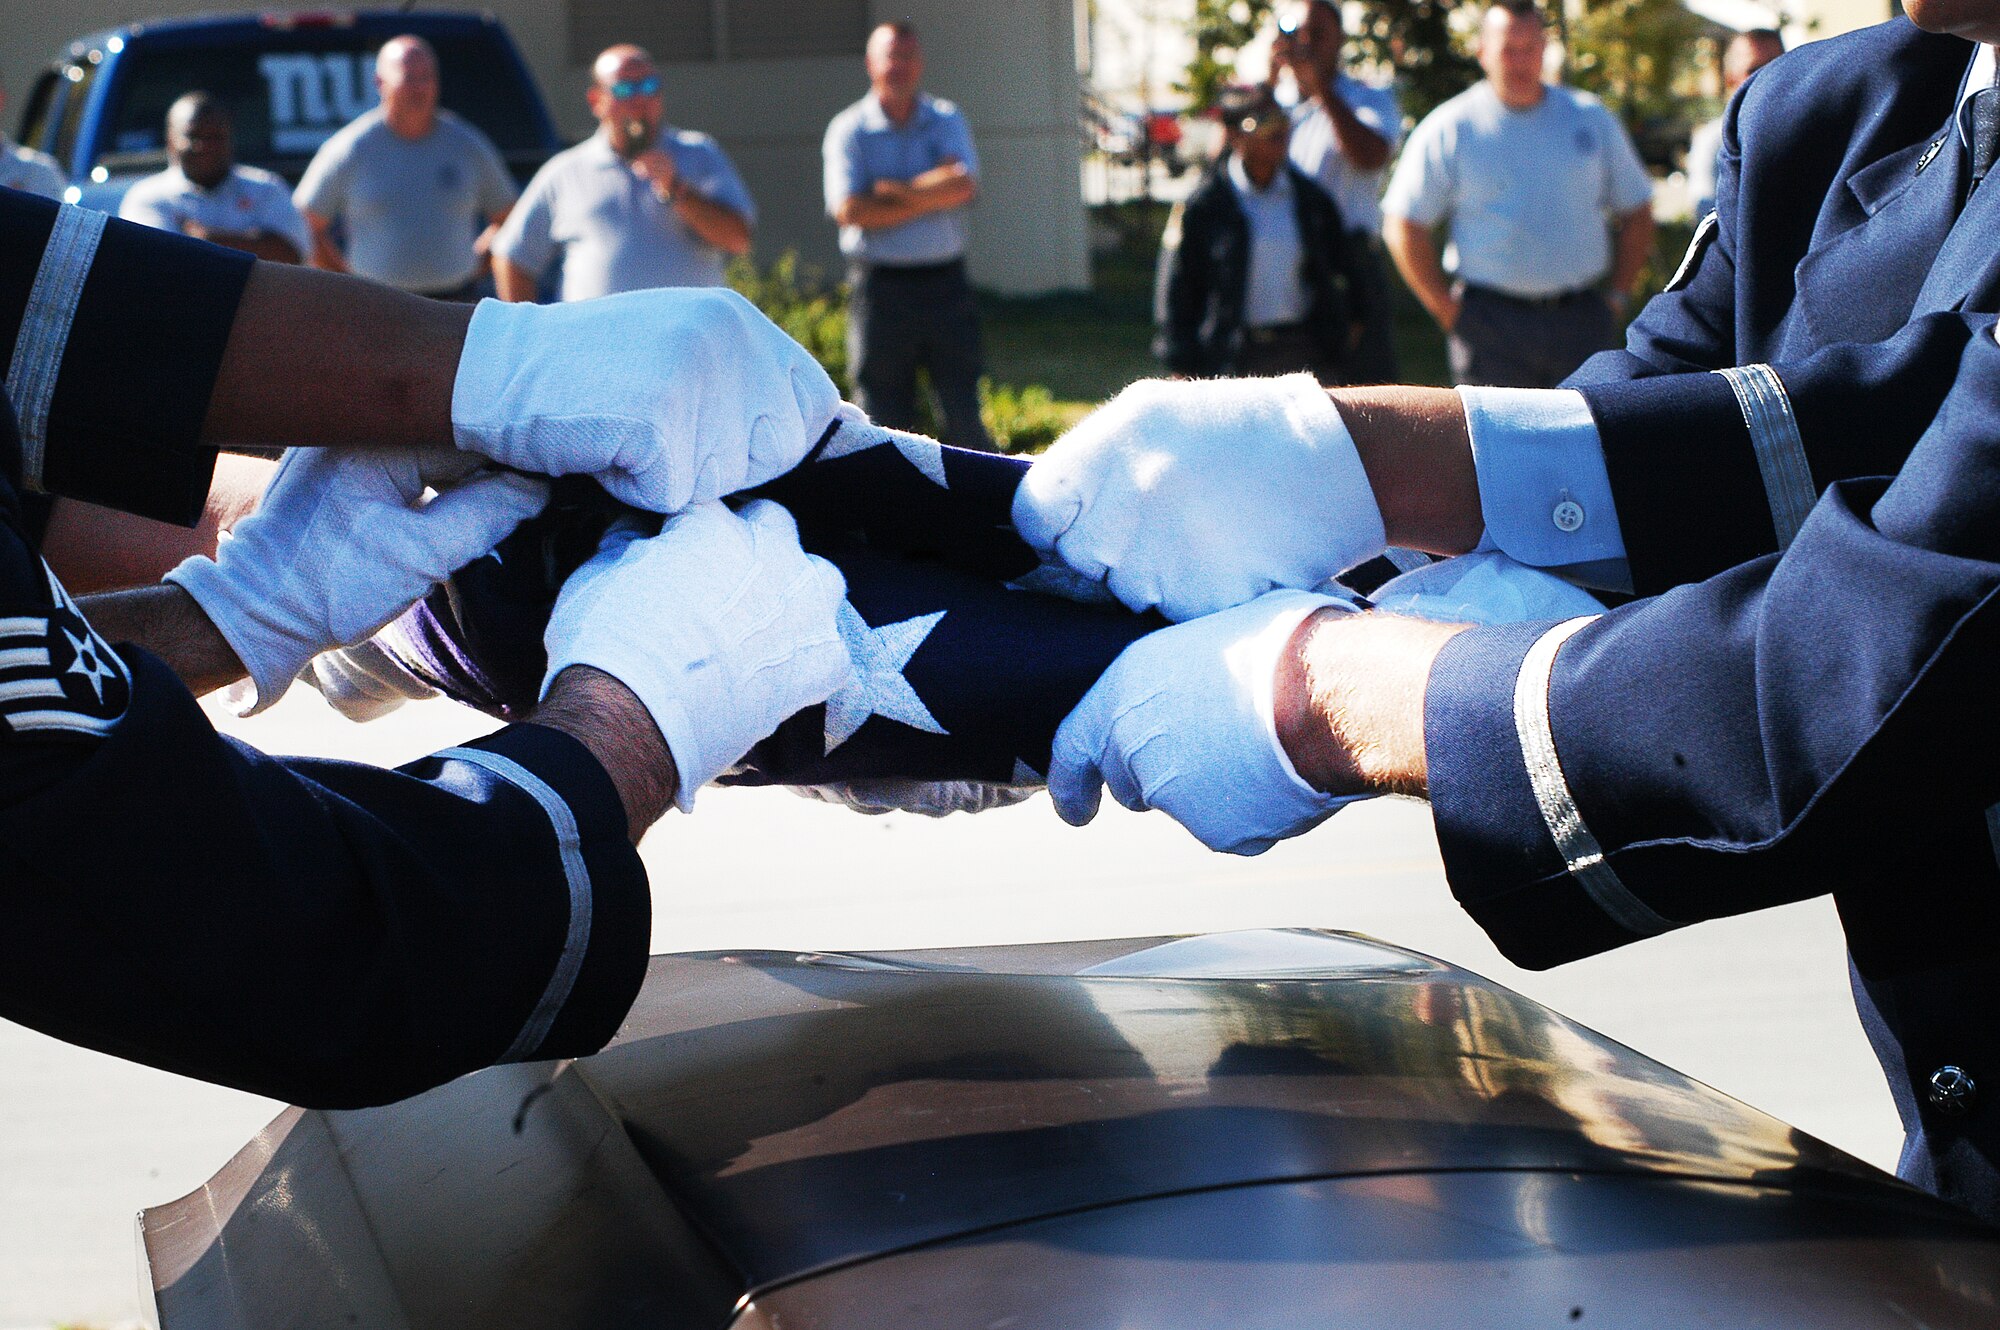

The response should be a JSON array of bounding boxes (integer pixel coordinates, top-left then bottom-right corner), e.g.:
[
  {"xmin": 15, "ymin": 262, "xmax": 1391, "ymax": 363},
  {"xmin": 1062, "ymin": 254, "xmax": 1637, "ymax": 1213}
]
[
  {"xmin": 494, "ymin": 45, "xmax": 755, "ymax": 302},
  {"xmin": 1156, "ymin": 84, "xmax": 1369, "ymax": 380}
]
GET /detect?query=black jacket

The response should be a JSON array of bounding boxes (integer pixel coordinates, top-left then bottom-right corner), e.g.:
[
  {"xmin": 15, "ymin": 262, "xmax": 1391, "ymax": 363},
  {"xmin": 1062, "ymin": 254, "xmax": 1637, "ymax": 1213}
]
[{"xmin": 1153, "ymin": 156, "xmax": 1368, "ymax": 377}]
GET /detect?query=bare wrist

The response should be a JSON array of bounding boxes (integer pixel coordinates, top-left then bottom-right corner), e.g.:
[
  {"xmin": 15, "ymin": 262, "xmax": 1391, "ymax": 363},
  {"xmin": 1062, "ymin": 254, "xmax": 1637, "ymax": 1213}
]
[
  {"xmin": 1276, "ymin": 609, "xmax": 1469, "ymax": 798},
  {"xmin": 534, "ymin": 665, "xmax": 679, "ymax": 841}
]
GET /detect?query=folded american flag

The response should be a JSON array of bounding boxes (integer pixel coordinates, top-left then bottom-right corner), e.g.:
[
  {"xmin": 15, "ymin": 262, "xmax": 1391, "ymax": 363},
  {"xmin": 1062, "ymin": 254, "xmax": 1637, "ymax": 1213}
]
[{"xmin": 369, "ymin": 415, "xmax": 1166, "ymax": 787}]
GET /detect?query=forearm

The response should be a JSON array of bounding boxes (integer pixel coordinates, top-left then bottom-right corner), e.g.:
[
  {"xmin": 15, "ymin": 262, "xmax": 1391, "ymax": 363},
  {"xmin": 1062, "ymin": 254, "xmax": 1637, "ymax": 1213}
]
[
  {"xmin": 532, "ymin": 665, "xmax": 679, "ymax": 841},
  {"xmin": 837, "ymin": 193, "xmax": 927, "ymax": 229},
  {"xmin": 1608, "ymin": 207, "xmax": 1655, "ymax": 297},
  {"xmin": 199, "ymin": 261, "xmax": 470, "ymax": 451},
  {"xmin": 79, "ymin": 583, "xmax": 246, "ymax": 696},
  {"xmin": 493, "ymin": 255, "xmax": 539, "ymax": 301},
  {"xmin": 1315, "ymin": 88, "xmax": 1390, "ymax": 171},
  {"xmin": 195, "ymin": 227, "xmax": 305, "ymax": 264},
  {"xmin": 305, "ymin": 219, "xmax": 349, "ymax": 273},
  {"xmin": 1275, "ymin": 608, "xmax": 1469, "ymax": 798},
  {"xmin": 670, "ymin": 191, "xmax": 752, "ymax": 256},
  {"xmin": 1384, "ymin": 219, "xmax": 1456, "ymax": 328},
  {"xmin": 41, "ymin": 453, "xmax": 276, "ymax": 594},
  {"xmin": 1330, "ymin": 385, "xmax": 1482, "ymax": 555}
]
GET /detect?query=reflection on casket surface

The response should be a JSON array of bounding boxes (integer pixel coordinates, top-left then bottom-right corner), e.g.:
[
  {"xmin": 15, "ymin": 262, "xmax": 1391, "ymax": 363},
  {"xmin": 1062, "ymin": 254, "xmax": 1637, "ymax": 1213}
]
[{"xmin": 140, "ymin": 930, "xmax": 2000, "ymax": 1329}]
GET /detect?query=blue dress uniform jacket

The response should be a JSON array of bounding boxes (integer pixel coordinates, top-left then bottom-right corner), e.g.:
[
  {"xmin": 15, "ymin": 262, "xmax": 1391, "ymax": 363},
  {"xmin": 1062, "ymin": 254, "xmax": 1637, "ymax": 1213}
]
[
  {"xmin": 1429, "ymin": 326, "xmax": 2000, "ymax": 1223},
  {"xmin": 0, "ymin": 189, "xmax": 649, "ymax": 1109},
  {"xmin": 1429, "ymin": 22, "xmax": 2000, "ymax": 1222},
  {"xmin": 1566, "ymin": 21, "xmax": 1995, "ymax": 596}
]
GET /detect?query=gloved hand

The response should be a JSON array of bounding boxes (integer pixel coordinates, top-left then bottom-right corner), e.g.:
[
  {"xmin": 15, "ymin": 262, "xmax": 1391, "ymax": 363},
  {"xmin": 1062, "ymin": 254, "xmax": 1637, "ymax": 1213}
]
[
  {"xmin": 542, "ymin": 500, "xmax": 851, "ymax": 811},
  {"xmin": 165, "ymin": 445, "xmax": 548, "ymax": 715},
  {"xmin": 1049, "ymin": 589, "xmax": 1364, "ymax": 855},
  {"xmin": 1012, "ymin": 374, "xmax": 1385, "ymax": 622},
  {"xmin": 452, "ymin": 289, "xmax": 841, "ymax": 513}
]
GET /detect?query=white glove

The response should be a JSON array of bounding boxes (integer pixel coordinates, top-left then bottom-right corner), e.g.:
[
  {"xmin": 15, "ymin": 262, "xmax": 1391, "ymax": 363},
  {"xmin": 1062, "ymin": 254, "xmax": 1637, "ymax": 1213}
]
[
  {"xmin": 452, "ymin": 289, "xmax": 841, "ymax": 513},
  {"xmin": 1049, "ymin": 590, "xmax": 1364, "ymax": 855},
  {"xmin": 1367, "ymin": 548, "xmax": 1607, "ymax": 625},
  {"xmin": 1013, "ymin": 374, "xmax": 1385, "ymax": 622},
  {"xmin": 542, "ymin": 500, "xmax": 851, "ymax": 811},
  {"xmin": 166, "ymin": 445, "xmax": 548, "ymax": 716}
]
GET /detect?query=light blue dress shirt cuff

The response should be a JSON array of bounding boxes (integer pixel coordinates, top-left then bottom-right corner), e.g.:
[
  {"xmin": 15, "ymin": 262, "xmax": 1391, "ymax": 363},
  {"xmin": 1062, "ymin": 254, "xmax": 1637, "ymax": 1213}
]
[{"xmin": 1460, "ymin": 386, "xmax": 1632, "ymax": 591}]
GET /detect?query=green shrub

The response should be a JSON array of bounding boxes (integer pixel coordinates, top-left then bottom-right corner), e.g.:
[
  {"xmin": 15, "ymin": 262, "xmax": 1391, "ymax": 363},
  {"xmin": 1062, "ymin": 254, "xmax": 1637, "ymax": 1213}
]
[
  {"xmin": 726, "ymin": 251, "xmax": 851, "ymax": 394},
  {"xmin": 982, "ymin": 379, "xmax": 1083, "ymax": 455}
]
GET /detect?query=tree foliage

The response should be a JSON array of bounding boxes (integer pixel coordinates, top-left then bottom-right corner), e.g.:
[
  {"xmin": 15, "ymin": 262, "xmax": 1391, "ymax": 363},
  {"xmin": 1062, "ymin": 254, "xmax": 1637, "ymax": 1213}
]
[
  {"xmin": 1182, "ymin": 0, "xmax": 1715, "ymax": 135},
  {"xmin": 1182, "ymin": 0, "xmax": 1479, "ymax": 123},
  {"xmin": 1565, "ymin": 0, "xmax": 1713, "ymax": 127}
]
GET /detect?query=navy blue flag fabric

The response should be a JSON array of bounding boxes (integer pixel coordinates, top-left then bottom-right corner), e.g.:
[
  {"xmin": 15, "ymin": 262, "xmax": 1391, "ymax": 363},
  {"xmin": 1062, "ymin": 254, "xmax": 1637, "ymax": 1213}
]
[{"xmin": 378, "ymin": 418, "xmax": 1169, "ymax": 786}]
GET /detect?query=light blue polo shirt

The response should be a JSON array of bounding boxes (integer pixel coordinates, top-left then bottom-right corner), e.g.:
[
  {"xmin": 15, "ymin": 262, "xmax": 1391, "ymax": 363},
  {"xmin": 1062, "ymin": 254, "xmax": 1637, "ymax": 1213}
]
[
  {"xmin": 1287, "ymin": 73, "xmax": 1402, "ymax": 235},
  {"xmin": 1383, "ymin": 81, "xmax": 1653, "ymax": 298},
  {"xmin": 494, "ymin": 127, "xmax": 756, "ymax": 299},
  {"xmin": 822, "ymin": 91, "xmax": 980, "ymax": 266}
]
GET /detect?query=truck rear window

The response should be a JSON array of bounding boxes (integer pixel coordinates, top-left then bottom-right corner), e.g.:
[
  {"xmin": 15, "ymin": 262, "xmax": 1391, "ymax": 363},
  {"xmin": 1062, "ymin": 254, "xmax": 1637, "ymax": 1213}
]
[{"xmin": 101, "ymin": 30, "xmax": 546, "ymax": 172}]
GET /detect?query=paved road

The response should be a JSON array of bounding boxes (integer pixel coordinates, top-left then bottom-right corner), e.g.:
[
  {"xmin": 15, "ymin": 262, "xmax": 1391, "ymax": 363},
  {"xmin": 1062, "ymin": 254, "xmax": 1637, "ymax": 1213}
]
[{"xmin": 0, "ymin": 688, "xmax": 1901, "ymax": 1327}]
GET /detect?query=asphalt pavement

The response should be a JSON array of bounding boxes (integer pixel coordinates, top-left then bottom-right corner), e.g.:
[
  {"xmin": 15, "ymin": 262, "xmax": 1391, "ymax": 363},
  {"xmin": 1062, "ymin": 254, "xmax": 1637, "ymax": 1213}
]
[{"xmin": 0, "ymin": 686, "xmax": 1901, "ymax": 1328}]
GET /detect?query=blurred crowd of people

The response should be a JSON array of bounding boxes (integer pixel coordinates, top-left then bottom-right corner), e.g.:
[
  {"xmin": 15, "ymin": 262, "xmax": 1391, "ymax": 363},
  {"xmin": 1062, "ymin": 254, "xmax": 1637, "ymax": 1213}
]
[
  {"xmin": 1159, "ymin": 0, "xmax": 1779, "ymax": 392},
  {"xmin": 42, "ymin": 20, "xmax": 996, "ymax": 446}
]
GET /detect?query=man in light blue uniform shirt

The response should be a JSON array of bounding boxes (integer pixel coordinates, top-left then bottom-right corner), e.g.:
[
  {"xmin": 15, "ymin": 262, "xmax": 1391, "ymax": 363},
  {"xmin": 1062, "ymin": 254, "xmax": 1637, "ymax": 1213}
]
[
  {"xmin": 494, "ymin": 45, "xmax": 754, "ymax": 302},
  {"xmin": 1383, "ymin": 1, "xmax": 1654, "ymax": 387},
  {"xmin": 295, "ymin": 35, "xmax": 517, "ymax": 299},
  {"xmin": 823, "ymin": 21, "xmax": 992, "ymax": 450},
  {"xmin": 121, "ymin": 94, "xmax": 312, "ymax": 264},
  {"xmin": 1276, "ymin": 0, "xmax": 1403, "ymax": 382}
]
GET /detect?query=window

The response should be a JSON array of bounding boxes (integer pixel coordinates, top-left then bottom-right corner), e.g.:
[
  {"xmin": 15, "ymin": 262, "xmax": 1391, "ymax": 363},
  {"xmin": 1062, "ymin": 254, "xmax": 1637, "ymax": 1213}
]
[{"xmin": 566, "ymin": 0, "xmax": 867, "ymax": 64}]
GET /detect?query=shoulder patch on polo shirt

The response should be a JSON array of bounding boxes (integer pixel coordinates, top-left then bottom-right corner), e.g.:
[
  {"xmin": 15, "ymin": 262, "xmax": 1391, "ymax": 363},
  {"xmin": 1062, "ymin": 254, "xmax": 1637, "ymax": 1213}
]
[
  {"xmin": 1665, "ymin": 210, "xmax": 1718, "ymax": 293},
  {"xmin": 0, "ymin": 562, "xmax": 130, "ymax": 740}
]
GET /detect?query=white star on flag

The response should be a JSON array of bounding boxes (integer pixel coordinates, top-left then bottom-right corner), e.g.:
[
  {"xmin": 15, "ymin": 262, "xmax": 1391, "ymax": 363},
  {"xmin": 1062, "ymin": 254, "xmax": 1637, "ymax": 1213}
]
[
  {"xmin": 823, "ymin": 602, "xmax": 949, "ymax": 753},
  {"xmin": 818, "ymin": 419, "xmax": 950, "ymax": 488}
]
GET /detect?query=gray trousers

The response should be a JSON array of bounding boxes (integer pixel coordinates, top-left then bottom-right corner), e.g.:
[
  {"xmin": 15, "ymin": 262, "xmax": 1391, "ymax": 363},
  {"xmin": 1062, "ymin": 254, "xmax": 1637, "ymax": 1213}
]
[
  {"xmin": 847, "ymin": 259, "xmax": 993, "ymax": 451},
  {"xmin": 1448, "ymin": 283, "xmax": 1620, "ymax": 389}
]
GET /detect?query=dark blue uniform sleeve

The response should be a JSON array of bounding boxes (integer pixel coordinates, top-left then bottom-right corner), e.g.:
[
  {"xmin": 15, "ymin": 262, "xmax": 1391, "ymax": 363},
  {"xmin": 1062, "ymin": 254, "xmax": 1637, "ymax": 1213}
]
[
  {"xmin": 1425, "ymin": 327, "xmax": 2000, "ymax": 976},
  {"xmin": 1556, "ymin": 28, "xmax": 1992, "ymax": 598},
  {"xmin": 0, "ymin": 191, "xmax": 653, "ymax": 1109},
  {"xmin": 0, "ymin": 437, "xmax": 649, "ymax": 1107},
  {"xmin": 0, "ymin": 189, "xmax": 251, "ymax": 525}
]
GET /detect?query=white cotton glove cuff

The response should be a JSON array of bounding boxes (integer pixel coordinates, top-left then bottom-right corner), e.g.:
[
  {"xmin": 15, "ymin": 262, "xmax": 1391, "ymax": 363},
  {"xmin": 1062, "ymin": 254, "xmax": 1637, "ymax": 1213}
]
[
  {"xmin": 540, "ymin": 500, "xmax": 851, "ymax": 812},
  {"xmin": 1050, "ymin": 589, "xmax": 1364, "ymax": 855},
  {"xmin": 451, "ymin": 291, "xmax": 841, "ymax": 513},
  {"xmin": 1012, "ymin": 374, "xmax": 1386, "ymax": 621},
  {"xmin": 164, "ymin": 447, "xmax": 547, "ymax": 716}
]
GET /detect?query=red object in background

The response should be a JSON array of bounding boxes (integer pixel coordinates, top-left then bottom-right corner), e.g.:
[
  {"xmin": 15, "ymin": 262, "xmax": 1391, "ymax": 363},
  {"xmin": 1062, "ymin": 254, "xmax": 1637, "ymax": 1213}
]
[{"xmin": 1146, "ymin": 110, "xmax": 1182, "ymax": 148}]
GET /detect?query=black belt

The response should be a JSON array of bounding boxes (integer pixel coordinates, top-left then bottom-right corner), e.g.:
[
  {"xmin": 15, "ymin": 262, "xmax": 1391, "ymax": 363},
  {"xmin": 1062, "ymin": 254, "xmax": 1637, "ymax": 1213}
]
[
  {"xmin": 1464, "ymin": 283, "xmax": 1601, "ymax": 309},
  {"xmin": 855, "ymin": 257, "xmax": 967, "ymax": 280},
  {"xmin": 1243, "ymin": 322, "xmax": 1312, "ymax": 345}
]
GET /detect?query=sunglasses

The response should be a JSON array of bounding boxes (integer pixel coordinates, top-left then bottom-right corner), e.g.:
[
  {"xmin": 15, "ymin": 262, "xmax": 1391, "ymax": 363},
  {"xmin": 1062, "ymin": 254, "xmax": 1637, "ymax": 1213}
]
[
  {"xmin": 1237, "ymin": 115, "xmax": 1289, "ymax": 140},
  {"xmin": 604, "ymin": 75, "xmax": 661, "ymax": 99}
]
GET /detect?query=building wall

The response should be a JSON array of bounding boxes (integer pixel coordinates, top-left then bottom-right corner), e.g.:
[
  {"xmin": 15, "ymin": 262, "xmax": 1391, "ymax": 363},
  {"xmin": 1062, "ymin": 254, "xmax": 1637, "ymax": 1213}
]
[{"xmin": 0, "ymin": 1, "xmax": 1091, "ymax": 294}]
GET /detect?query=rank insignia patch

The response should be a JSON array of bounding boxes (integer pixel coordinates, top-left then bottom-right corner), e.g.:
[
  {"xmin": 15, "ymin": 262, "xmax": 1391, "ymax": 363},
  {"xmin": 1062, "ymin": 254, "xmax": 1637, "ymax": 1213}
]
[{"xmin": 0, "ymin": 563, "xmax": 130, "ymax": 738}]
